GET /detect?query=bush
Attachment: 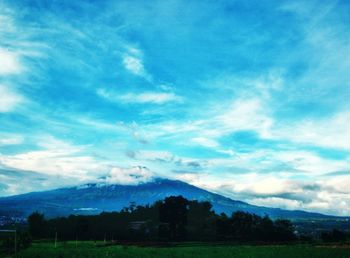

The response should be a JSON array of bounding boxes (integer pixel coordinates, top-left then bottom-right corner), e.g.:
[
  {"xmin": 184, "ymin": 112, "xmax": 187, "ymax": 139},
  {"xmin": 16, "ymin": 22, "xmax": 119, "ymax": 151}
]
[{"xmin": 321, "ymin": 229, "xmax": 346, "ymax": 243}]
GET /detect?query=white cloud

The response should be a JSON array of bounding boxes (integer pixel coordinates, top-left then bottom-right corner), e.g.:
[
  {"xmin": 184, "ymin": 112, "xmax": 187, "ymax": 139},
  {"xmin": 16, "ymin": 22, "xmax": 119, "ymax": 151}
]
[
  {"xmin": 274, "ymin": 111, "xmax": 350, "ymax": 150},
  {"xmin": 273, "ymin": 150, "xmax": 349, "ymax": 174},
  {"xmin": 250, "ymin": 197, "xmax": 303, "ymax": 210},
  {"xmin": 191, "ymin": 137, "xmax": 218, "ymax": 148},
  {"xmin": 200, "ymin": 98, "xmax": 350, "ymax": 152},
  {"xmin": 214, "ymin": 98, "xmax": 273, "ymax": 138},
  {"xmin": 142, "ymin": 97, "xmax": 272, "ymax": 146},
  {"xmin": 0, "ymin": 84, "xmax": 24, "ymax": 112},
  {"xmin": 0, "ymin": 12, "xmax": 15, "ymax": 34},
  {"xmin": 0, "ymin": 151, "xmax": 101, "ymax": 178},
  {"xmin": 0, "ymin": 135, "xmax": 23, "ymax": 146},
  {"xmin": 134, "ymin": 150, "xmax": 174, "ymax": 162},
  {"xmin": 184, "ymin": 171, "xmax": 350, "ymax": 215},
  {"xmin": 122, "ymin": 48, "xmax": 152, "ymax": 81},
  {"xmin": 0, "ymin": 48, "xmax": 22, "ymax": 75},
  {"xmin": 130, "ymin": 150, "xmax": 205, "ymax": 168},
  {"xmin": 120, "ymin": 92, "xmax": 181, "ymax": 104},
  {"xmin": 0, "ymin": 136, "xmax": 105, "ymax": 179},
  {"xmin": 241, "ymin": 177, "xmax": 291, "ymax": 195},
  {"xmin": 96, "ymin": 88, "xmax": 112, "ymax": 99},
  {"xmin": 123, "ymin": 55, "xmax": 144, "ymax": 75},
  {"xmin": 97, "ymin": 88, "xmax": 181, "ymax": 105},
  {"xmin": 105, "ymin": 166, "xmax": 154, "ymax": 185},
  {"xmin": 0, "ymin": 10, "xmax": 43, "ymax": 74},
  {"xmin": 145, "ymin": 95, "xmax": 350, "ymax": 153},
  {"xmin": 0, "ymin": 167, "xmax": 75, "ymax": 196},
  {"xmin": 171, "ymin": 172, "xmax": 201, "ymax": 183}
]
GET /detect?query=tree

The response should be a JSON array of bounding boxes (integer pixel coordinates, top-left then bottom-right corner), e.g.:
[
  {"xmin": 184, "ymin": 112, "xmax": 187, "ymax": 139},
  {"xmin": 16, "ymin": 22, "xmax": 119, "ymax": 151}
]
[
  {"xmin": 216, "ymin": 213, "xmax": 230, "ymax": 240},
  {"xmin": 187, "ymin": 201, "xmax": 216, "ymax": 241},
  {"xmin": 321, "ymin": 229, "xmax": 347, "ymax": 242},
  {"xmin": 231, "ymin": 211, "xmax": 255, "ymax": 241},
  {"xmin": 256, "ymin": 215, "xmax": 274, "ymax": 241},
  {"xmin": 215, "ymin": 212, "xmax": 296, "ymax": 242},
  {"xmin": 25, "ymin": 197, "xmax": 298, "ymax": 243},
  {"xmin": 28, "ymin": 212, "xmax": 46, "ymax": 239},
  {"xmin": 159, "ymin": 196, "xmax": 189, "ymax": 241},
  {"xmin": 274, "ymin": 219, "xmax": 296, "ymax": 241}
]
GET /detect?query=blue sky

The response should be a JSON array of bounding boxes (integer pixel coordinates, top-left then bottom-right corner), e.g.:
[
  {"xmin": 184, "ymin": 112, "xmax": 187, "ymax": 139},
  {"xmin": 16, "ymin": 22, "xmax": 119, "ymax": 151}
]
[{"xmin": 1, "ymin": 0, "xmax": 350, "ymax": 215}]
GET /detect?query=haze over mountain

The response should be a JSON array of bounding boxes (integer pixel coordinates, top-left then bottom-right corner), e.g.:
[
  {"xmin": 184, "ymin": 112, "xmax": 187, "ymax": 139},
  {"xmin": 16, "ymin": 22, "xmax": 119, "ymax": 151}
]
[{"xmin": 0, "ymin": 179, "xmax": 336, "ymax": 220}]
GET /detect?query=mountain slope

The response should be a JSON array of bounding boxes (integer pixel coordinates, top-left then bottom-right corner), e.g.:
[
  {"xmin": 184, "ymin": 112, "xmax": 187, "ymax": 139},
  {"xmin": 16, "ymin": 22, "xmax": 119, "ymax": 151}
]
[{"xmin": 0, "ymin": 178, "xmax": 335, "ymax": 219}]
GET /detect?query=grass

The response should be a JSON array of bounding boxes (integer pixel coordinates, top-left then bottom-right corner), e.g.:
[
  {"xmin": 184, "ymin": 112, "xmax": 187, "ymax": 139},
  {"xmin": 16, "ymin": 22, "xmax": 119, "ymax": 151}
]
[{"xmin": 2, "ymin": 241, "xmax": 350, "ymax": 258}]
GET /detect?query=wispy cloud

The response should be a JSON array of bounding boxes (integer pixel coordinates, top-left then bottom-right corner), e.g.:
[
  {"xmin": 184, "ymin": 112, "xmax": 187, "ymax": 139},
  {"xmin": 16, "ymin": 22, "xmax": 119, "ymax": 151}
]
[
  {"xmin": 191, "ymin": 137, "xmax": 219, "ymax": 148},
  {"xmin": 273, "ymin": 111, "xmax": 350, "ymax": 150},
  {"xmin": 122, "ymin": 47, "xmax": 152, "ymax": 81},
  {"xmin": 0, "ymin": 136, "xmax": 103, "ymax": 178},
  {"xmin": 119, "ymin": 92, "xmax": 181, "ymax": 104},
  {"xmin": 0, "ymin": 134, "xmax": 23, "ymax": 146},
  {"xmin": 123, "ymin": 55, "xmax": 147, "ymax": 77},
  {"xmin": 0, "ymin": 48, "xmax": 22, "ymax": 75},
  {"xmin": 97, "ymin": 88, "xmax": 181, "ymax": 104},
  {"xmin": 0, "ymin": 84, "xmax": 24, "ymax": 112}
]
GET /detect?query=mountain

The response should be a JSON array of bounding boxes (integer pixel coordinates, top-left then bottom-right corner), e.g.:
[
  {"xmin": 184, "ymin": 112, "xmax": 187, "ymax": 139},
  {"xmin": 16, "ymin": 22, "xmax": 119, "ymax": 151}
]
[{"xmin": 0, "ymin": 178, "xmax": 336, "ymax": 220}]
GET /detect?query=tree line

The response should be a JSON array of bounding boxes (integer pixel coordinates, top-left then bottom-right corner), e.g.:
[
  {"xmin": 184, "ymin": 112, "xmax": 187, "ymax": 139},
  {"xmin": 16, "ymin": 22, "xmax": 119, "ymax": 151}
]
[
  {"xmin": 2, "ymin": 196, "xmax": 348, "ymax": 255},
  {"xmin": 27, "ymin": 196, "xmax": 297, "ymax": 242}
]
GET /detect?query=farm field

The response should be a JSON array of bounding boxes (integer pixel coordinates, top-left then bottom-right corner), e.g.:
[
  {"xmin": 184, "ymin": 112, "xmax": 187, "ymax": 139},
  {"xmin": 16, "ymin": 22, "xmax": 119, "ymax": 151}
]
[{"xmin": 3, "ymin": 241, "xmax": 350, "ymax": 258}]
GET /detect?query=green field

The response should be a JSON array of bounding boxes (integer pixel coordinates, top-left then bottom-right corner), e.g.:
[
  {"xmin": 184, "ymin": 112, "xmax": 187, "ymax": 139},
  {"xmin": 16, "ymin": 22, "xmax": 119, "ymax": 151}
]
[{"xmin": 2, "ymin": 242, "xmax": 349, "ymax": 258}]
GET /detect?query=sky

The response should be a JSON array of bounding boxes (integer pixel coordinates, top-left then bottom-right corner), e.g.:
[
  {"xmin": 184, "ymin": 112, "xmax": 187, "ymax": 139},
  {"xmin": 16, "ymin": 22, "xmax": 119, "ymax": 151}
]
[{"xmin": 1, "ymin": 0, "xmax": 350, "ymax": 215}]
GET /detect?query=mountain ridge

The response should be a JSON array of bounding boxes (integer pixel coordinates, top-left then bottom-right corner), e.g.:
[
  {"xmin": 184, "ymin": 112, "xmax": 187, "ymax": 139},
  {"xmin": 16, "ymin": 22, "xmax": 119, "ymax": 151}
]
[{"xmin": 0, "ymin": 178, "xmax": 341, "ymax": 220}]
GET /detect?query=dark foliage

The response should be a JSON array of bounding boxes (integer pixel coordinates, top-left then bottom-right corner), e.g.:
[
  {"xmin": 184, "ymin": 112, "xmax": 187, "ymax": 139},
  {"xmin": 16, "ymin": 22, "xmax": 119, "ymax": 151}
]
[
  {"xmin": 159, "ymin": 196, "xmax": 188, "ymax": 241},
  {"xmin": 27, "ymin": 196, "xmax": 297, "ymax": 243},
  {"xmin": 216, "ymin": 212, "xmax": 296, "ymax": 242},
  {"xmin": 28, "ymin": 212, "xmax": 46, "ymax": 239},
  {"xmin": 321, "ymin": 229, "xmax": 347, "ymax": 242},
  {"xmin": 1, "ymin": 230, "xmax": 31, "ymax": 254}
]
